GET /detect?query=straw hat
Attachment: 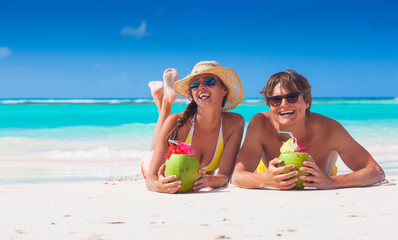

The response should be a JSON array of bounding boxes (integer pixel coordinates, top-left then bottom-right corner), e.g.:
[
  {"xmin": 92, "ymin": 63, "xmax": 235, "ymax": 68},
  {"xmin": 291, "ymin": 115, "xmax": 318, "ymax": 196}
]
[{"xmin": 174, "ymin": 61, "xmax": 244, "ymax": 111}]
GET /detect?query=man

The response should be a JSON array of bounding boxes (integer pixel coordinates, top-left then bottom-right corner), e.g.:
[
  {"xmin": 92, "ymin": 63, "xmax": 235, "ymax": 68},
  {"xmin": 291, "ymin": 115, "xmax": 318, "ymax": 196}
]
[{"xmin": 231, "ymin": 70, "xmax": 385, "ymax": 189}]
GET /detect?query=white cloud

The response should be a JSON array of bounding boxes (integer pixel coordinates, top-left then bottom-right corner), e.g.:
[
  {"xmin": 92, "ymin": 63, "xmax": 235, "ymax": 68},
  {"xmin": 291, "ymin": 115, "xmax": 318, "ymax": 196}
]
[
  {"xmin": 120, "ymin": 21, "xmax": 149, "ymax": 39},
  {"xmin": 0, "ymin": 47, "xmax": 11, "ymax": 59}
]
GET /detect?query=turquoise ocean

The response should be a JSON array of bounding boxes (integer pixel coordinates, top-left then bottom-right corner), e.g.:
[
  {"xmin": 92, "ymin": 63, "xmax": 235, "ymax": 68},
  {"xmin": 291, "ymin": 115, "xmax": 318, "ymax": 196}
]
[{"xmin": 1, "ymin": 97, "xmax": 398, "ymax": 184}]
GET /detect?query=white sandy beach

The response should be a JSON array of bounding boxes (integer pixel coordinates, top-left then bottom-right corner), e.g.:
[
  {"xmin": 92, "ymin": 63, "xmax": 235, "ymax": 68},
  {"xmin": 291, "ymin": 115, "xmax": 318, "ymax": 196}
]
[
  {"xmin": 1, "ymin": 174, "xmax": 397, "ymax": 240},
  {"xmin": 1, "ymin": 130, "xmax": 398, "ymax": 240}
]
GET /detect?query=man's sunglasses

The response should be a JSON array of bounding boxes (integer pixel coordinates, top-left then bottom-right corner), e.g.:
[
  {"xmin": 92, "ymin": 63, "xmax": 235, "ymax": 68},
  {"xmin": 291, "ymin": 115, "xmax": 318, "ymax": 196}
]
[
  {"xmin": 189, "ymin": 76, "xmax": 217, "ymax": 91},
  {"xmin": 267, "ymin": 92, "xmax": 305, "ymax": 107}
]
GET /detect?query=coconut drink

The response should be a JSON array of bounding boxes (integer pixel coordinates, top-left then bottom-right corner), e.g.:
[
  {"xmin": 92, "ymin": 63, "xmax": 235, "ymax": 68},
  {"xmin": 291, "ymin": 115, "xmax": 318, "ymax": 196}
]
[
  {"xmin": 277, "ymin": 131, "xmax": 311, "ymax": 190},
  {"xmin": 164, "ymin": 140, "xmax": 201, "ymax": 193}
]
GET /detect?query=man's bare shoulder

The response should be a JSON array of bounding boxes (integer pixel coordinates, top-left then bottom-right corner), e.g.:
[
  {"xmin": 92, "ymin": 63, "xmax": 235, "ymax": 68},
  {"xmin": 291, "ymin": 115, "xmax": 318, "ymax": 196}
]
[
  {"xmin": 250, "ymin": 112, "xmax": 273, "ymax": 126},
  {"xmin": 308, "ymin": 112, "xmax": 342, "ymax": 128},
  {"xmin": 246, "ymin": 112, "xmax": 276, "ymax": 135},
  {"xmin": 307, "ymin": 112, "xmax": 346, "ymax": 139}
]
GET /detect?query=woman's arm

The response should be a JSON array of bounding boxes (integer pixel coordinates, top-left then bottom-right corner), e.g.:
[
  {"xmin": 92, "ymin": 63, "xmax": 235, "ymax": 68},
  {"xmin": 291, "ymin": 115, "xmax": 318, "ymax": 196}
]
[
  {"xmin": 145, "ymin": 114, "xmax": 182, "ymax": 193},
  {"xmin": 194, "ymin": 113, "xmax": 245, "ymax": 191}
]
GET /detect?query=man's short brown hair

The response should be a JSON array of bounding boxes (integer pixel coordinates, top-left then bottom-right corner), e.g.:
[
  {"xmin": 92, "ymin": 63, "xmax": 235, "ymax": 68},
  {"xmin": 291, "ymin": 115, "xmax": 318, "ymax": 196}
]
[{"xmin": 260, "ymin": 70, "xmax": 313, "ymax": 112}]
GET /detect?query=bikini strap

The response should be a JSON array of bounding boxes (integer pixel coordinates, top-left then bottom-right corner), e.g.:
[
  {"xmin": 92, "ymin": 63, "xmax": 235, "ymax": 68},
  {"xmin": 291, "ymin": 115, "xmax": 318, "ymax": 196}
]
[
  {"xmin": 203, "ymin": 116, "xmax": 223, "ymax": 171},
  {"xmin": 184, "ymin": 114, "xmax": 196, "ymax": 145}
]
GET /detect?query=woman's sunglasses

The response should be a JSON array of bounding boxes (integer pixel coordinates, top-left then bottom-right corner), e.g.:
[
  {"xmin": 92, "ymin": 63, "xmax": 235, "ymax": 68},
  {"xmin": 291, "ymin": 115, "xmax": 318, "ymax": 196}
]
[
  {"xmin": 267, "ymin": 92, "xmax": 304, "ymax": 107},
  {"xmin": 189, "ymin": 76, "xmax": 217, "ymax": 91}
]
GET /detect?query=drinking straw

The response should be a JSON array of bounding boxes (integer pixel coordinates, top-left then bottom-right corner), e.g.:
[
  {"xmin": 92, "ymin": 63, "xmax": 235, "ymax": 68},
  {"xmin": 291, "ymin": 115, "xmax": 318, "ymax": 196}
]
[
  {"xmin": 278, "ymin": 131, "xmax": 297, "ymax": 142},
  {"xmin": 168, "ymin": 140, "xmax": 179, "ymax": 145}
]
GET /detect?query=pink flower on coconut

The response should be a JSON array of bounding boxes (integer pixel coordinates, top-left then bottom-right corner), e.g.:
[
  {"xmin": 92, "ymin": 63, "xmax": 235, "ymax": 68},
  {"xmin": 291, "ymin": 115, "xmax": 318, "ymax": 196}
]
[
  {"xmin": 177, "ymin": 141, "xmax": 195, "ymax": 155},
  {"xmin": 165, "ymin": 140, "xmax": 195, "ymax": 159}
]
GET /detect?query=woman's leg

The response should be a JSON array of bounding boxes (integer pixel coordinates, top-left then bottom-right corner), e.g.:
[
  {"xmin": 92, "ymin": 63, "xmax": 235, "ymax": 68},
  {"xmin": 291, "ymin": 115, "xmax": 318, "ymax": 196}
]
[
  {"xmin": 148, "ymin": 68, "xmax": 178, "ymax": 150},
  {"xmin": 148, "ymin": 81, "xmax": 163, "ymax": 112}
]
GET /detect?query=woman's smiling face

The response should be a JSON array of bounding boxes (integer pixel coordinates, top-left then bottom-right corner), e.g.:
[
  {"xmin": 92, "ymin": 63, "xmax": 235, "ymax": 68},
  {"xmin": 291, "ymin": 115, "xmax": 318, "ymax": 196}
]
[{"xmin": 189, "ymin": 74, "xmax": 227, "ymax": 109}]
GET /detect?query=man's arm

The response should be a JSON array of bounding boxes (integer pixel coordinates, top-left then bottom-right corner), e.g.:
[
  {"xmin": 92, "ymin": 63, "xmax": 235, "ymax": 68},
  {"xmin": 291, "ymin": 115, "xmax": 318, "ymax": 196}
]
[
  {"xmin": 231, "ymin": 113, "xmax": 297, "ymax": 189},
  {"xmin": 301, "ymin": 120, "xmax": 385, "ymax": 189}
]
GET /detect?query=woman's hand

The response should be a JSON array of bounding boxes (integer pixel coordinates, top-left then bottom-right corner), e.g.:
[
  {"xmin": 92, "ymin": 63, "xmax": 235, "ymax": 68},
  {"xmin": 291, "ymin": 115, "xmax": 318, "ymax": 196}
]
[
  {"xmin": 267, "ymin": 158, "xmax": 299, "ymax": 190},
  {"xmin": 158, "ymin": 164, "xmax": 181, "ymax": 193},
  {"xmin": 300, "ymin": 156, "xmax": 337, "ymax": 189},
  {"xmin": 193, "ymin": 169, "xmax": 208, "ymax": 192}
]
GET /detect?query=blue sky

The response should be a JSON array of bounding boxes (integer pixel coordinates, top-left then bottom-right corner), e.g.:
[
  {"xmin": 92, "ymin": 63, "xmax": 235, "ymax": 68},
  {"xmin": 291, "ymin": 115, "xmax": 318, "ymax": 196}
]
[{"xmin": 1, "ymin": 0, "xmax": 397, "ymax": 98}]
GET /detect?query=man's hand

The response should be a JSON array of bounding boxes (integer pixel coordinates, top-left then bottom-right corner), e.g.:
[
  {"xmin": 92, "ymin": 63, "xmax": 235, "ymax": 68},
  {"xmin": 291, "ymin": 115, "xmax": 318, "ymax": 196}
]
[
  {"xmin": 300, "ymin": 156, "xmax": 337, "ymax": 189},
  {"xmin": 267, "ymin": 158, "xmax": 299, "ymax": 190}
]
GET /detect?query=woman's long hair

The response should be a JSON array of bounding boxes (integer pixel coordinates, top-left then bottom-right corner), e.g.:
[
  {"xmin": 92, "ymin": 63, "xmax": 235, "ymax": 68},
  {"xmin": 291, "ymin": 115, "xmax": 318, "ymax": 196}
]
[{"xmin": 167, "ymin": 100, "xmax": 197, "ymax": 142}]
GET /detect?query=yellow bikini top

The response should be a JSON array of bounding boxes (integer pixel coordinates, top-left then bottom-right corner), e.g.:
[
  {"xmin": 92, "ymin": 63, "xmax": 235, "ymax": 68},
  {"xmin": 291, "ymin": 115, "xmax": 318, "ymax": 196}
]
[{"xmin": 185, "ymin": 114, "xmax": 224, "ymax": 172}]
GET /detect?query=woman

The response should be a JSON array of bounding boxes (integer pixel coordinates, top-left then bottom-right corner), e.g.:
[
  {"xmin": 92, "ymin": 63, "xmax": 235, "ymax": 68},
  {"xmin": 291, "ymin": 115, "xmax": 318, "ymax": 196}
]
[{"xmin": 143, "ymin": 60, "xmax": 245, "ymax": 193}]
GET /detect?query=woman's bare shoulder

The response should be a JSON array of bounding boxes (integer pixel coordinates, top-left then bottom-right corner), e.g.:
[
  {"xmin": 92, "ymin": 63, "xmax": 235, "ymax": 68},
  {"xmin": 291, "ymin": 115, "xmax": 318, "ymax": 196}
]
[
  {"xmin": 162, "ymin": 112, "xmax": 190, "ymax": 131},
  {"xmin": 222, "ymin": 112, "xmax": 245, "ymax": 131},
  {"xmin": 222, "ymin": 112, "xmax": 244, "ymax": 121},
  {"xmin": 164, "ymin": 112, "xmax": 182, "ymax": 123}
]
